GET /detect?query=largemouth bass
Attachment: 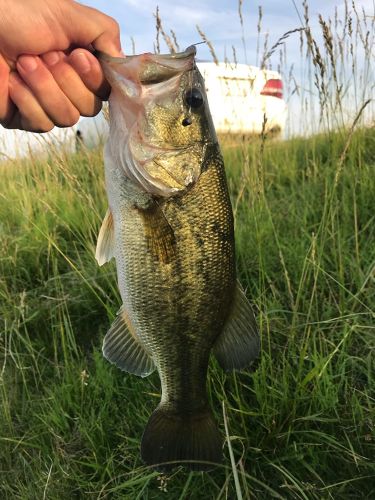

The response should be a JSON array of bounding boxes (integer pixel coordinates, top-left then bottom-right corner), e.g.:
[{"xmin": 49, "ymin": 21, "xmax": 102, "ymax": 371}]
[{"xmin": 96, "ymin": 46, "xmax": 259, "ymax": 471}]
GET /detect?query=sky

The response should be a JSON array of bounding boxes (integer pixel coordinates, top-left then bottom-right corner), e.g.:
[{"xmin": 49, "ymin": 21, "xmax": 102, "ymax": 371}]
[
  {"xmin": 0, "ymin": 0, "xmax": 374, "ymax": 158},
  {"xmin": 93, "ymin": 0, "xmax": 373, "ymax": 64}
]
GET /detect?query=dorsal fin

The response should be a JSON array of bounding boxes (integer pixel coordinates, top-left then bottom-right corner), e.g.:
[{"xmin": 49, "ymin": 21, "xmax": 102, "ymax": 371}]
[{"xmin": 95, "ymin": 209, "xmax": 115, "ymax": 266}]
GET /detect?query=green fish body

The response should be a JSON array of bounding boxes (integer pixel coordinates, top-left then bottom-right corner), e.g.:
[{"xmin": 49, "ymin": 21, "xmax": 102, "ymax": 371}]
[{"xmin": 96, "ymin": 47, "xmax": 259, "ymax": 471}]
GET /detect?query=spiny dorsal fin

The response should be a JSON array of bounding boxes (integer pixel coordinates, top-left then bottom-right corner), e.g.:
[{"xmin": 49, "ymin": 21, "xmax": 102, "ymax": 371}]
[
  {"xmin": 138, "ymin": 202, "xmax": 176, "ymax": 264},
  {"xmin": 213, "ymin": 281, "xmax": 260, "ymax": 371},
  {"xmin": 96, "ymin": 209, "xmax": 115, "ymax": 266},
  {"xmin": 103, "ymin": 306, "xmax": 155, "ymax": 377}
]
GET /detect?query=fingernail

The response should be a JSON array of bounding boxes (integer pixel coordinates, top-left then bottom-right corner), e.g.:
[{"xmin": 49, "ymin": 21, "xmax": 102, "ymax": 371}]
[
  {"xmin": 42, "ymin": 51, "xmax": 60, "ymax": 67},
  {"xmin": 71, "ymin": 51, "xmax": 91, "ymax": 74},
  {"xmin": 18, "ymin": 55, "xmax": 38, "ymax": 72}
]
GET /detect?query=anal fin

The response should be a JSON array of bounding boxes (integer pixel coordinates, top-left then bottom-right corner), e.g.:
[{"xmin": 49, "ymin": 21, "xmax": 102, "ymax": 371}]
[
  {"xmin": 213, "ymin": 281, "xmax": 260, "ymax": 371},
  {"xmin": 103, "ymin": 306, "xmax": 155, "ymax": 377}
]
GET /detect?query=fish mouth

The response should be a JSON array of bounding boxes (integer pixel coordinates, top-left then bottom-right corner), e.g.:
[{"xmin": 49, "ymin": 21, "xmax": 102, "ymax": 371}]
[
  {"xmin": 97, "ymin": 46, "xmax": 196, "ymax": 85},
  {"xmin": 96, "ymin": 45, "xmax": 196, "ymax": 64}
]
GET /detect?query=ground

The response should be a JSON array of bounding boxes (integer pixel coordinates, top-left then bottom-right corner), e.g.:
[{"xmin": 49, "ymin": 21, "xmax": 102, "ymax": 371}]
[{"xmin": 0, "ymin": 128, "xmax": 374, "ymax": 499}]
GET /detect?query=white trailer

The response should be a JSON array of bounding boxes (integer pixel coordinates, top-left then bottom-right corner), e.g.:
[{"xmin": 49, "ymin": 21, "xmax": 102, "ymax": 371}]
[{"xmin": 197, "ymin": 62, "xmax": 286, "ymax": 135}]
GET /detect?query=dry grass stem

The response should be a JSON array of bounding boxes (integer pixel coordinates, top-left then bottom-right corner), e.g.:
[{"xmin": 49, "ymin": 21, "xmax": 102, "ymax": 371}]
[
  {"xmin": 335, "ymin": 98, "xmax": 372, "ymax": 186},
  {"xmin": 154, "ymin": 7, "xmax": 177, "ymax": 54},
  {"xmin": 196, "ymin": 25, "xmax": 219, "ymax": 65},
  {"xmin": 261, "ymin": 28, "xmax": 305, "ymax": 68}
]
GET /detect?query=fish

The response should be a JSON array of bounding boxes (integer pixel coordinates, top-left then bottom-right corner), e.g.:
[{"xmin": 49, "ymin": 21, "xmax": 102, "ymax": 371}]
[{"xmin": 95, "ymin": 46, "xmax": 260, "ymax": 471}]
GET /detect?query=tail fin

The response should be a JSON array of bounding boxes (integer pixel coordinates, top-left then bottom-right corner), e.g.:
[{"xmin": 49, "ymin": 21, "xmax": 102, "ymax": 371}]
[{"xmin": 141, "ymin": 405, "xmax": 222, "ymax": 471}]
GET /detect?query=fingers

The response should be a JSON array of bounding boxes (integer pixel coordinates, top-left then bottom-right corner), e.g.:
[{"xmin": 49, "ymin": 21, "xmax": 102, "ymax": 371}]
[
  {"xmin": 3, "ymin": 49, "xmax": 109, "ymax": 132},
  {"xmin": 17, "ymin": 55, "xmax": 80, "ymax": 128},
  {"xmin": 8, "ymin": 72, "xmax": 54, "ymax": 132},
  {"xmin": 1, "ymin": 0, "xmax": 121, "ymax": 133},
  {"xmin": 9, "ymin": 50, "xmax": 107, "ymax": 132},
  {"xmin": 42, "ymin": 50, "xmax": 104, "ymax": 116},
  {"xmin": 67, "ymin": 49, "xmax": 110, "ymax": 100}
]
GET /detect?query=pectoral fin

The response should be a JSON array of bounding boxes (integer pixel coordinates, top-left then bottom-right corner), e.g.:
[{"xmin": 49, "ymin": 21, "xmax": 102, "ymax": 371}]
[
  {"xmin": 138, "ymin": 202, "xmax": 176, "ymax": 264},
  {"xmin": 95, "ymin": 209, "xmax": 115, "ymax": 266},
  {"xmin": 103, "ymin": 306, "xmax": 155, "ymax": 377},
  {"xmin": 213, "ymin": 282, "xmax": 260, "ymax": 371}
]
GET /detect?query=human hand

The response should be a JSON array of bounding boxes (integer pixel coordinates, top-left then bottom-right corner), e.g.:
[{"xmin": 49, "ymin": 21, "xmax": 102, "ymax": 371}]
[{"xmin": 0, "ymin": 0, "xmax": 122, "ymax": 132}]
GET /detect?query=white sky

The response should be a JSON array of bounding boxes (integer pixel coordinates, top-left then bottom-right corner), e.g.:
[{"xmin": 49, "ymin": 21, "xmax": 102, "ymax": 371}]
[{"xmin": 0, "ymin": 0, "xmax": 374, "ymax": 157}]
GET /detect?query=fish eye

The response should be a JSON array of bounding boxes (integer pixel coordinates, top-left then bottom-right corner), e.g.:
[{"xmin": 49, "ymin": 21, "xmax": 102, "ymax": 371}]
[
  {"xmin": 182, "ymin": 117, "xmax": 192, "ymax": 126},
  {"xmin": 185, "ymin": 88, "xmax": 204, "ymax": 109}
]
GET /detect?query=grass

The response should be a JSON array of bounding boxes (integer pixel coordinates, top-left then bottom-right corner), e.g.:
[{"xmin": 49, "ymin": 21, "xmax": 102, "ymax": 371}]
[
  {"xmin": 1, "ymin": 1, "xmax": 374, "ymax": 497},
  {"xmin": 0, "ymin": 125, "xmax": 374, "ymax": 499}
]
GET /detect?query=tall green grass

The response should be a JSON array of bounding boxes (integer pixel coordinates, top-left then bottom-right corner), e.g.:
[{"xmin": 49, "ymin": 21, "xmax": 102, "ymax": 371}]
[
  {"xmin": 1, "ymin": 1, "xmax": 374, "ymax": 497},
  {"xmin": 1, "ymin": 125, "xmax": 374, "ymax": 498}
]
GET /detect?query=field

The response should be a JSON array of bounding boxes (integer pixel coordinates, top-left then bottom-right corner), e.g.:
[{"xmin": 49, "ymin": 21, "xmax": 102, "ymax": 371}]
[
  {"xmin": 1, "ymin": 125, "xmax": 374, "ymax": 498},
  {"xmin": 1, "ymin": 1, "xmax": 375, "ymax": 498}
]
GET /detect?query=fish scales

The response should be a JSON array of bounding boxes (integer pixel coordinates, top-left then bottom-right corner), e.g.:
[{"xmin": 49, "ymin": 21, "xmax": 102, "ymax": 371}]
[
  {"xmin": 119, "ymin": 144, "xmax": 235, "ymax": 412},
  {"xmin": 111, "ymin": 163, "xmax": 234, "ymax": 466},
  {"xmin": 96, "ymin": 46, "xmax": 260, "ymax": 471}
]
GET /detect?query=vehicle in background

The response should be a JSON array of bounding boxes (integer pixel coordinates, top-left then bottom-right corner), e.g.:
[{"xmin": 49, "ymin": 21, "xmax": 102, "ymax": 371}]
[
  {"xmin": 74, "ymin": 61, "xmax": 286, "ymax": 149},
  {"xmin": 197, "ymin": 62, "xmax": 286, "ymax": 137},
  {"xmin": 0, "ymin": 61, "xmax": 287, "ymax": 160}
]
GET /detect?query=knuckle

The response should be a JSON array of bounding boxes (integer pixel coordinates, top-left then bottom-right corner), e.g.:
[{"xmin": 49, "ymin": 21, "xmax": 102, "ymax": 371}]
[
  {"xmin": 76, "ymin": 96, "xmax": 102, "ymax": 118},
  {"xmin": 56, "ymin": 108, "xmax": 80, "ymax": 128},
  {"xmin": 39, "ymin": 123, "xmax": 54, "ymax": 133},
  {"xmin": 22, "ymin": 118, "xmax": 54, "ymax": 133},
  {"xmin": 32, "ymin": 117, "xmax": 55, "ymax": 133},
  {"xmin": 83, "ymin": 100, "xmax": 102, "ymax": 118},
  {"xmin": 105, "ymin": 15, "xmax": 120, "ymax": 34}
]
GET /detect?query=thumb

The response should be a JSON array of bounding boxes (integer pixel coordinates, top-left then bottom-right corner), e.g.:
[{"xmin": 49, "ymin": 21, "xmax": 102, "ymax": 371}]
[{"xmin": 66, "ymin": 3, "xmax": 122, "ymax": 57}]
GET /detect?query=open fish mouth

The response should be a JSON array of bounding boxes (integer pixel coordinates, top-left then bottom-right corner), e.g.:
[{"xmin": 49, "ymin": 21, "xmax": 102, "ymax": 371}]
[
  {"xmin": 96, "ymin": 44, "xmax": 196, "ymax": 61},
  {"xmin": 97, "ymin": 46, "xmax": 197, "ymax": 86},
  {"xmin": 97, "ymin": 44, "xmax": 196, "ymax": 61}
]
